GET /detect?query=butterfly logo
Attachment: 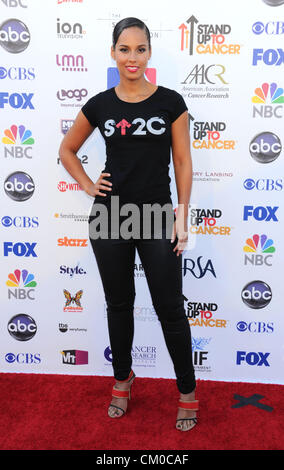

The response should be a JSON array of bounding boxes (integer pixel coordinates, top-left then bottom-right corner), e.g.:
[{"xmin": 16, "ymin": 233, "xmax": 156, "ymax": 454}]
[{"xmin": 63, "ymin": 289, "xmax": 83, "ymax": 307}]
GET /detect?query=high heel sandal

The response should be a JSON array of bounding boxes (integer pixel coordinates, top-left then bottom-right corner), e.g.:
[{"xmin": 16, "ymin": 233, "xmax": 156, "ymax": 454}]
[
  {"xmin": 176, "ymin": 399, "xmax": 199, "ymax": 431},
  {"xmin": 108, "ymin": 370, "xmax": 136, "ymax": 418}
]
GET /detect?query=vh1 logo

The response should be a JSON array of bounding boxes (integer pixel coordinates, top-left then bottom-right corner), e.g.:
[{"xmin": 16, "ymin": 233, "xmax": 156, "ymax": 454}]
[
  {"xmin": 107, "ymin": 67, "xmax": 156, "ymax": 88},
  {"xmin": 61, "ymin": 349, "xmax": 88, "ymax": 365}
]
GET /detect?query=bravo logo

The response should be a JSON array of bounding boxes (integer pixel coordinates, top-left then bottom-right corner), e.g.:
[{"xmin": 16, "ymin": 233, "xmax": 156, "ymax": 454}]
[
  {"xmin": 252, "ymin": 82, "xmax": 284, "ymax": 118},
  {"xmin": 192, "ymin": 121, "xmax": 235, "ymax": 150},
  {"xmin": 243, "ymin": 206, "xmax": 278, "ymax": 221},
  {"xmin": 243, "ymin": 234, "xmax": 275, "ymax": 266},
  {"xmin": 189, "ymin": 207, "xmax": 231, "ymax": 236},
  {"xmin": 241, "ymin": 281, "xmax": 272, "ymax": 309},
  {"xmin": 178, "ymin": 15, "xmax": 240, "ymax": 55}
]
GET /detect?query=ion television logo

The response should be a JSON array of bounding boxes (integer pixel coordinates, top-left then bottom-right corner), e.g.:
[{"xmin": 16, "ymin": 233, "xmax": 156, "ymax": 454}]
[
  {"xmin": 241, "ymin": 281, "xmax": 272, "ymax": 309},
  {"xmin": 4, "ymin": 171, "xmax": 35, "ymax": 201},
  {"xmin": 7, "ymin": 314, "xmax": 37, "ymax": 341},
  {"xmin": 0, "ymin": 18, "xmax": 30, "ymax": 53},
  {"xmin": 249, "ymin": 132, "xmax": 282, "ymax": 163}
]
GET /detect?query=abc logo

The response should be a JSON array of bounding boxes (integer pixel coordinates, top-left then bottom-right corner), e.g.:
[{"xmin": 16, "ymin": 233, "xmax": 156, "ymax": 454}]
[
  {"xmin": 7, "ymin": 314, "xmax": 37, "ymax": 341},
  {"xmin": 4, "ymin": 171, "xmax": 35, "ymax": 201},
  {"xmin": 0, "ymin": 18, "xmax": 30, "ymax": 54},
  {"xmin": 241, "ymin": 281, "xmax": 272, "ymax": 309},
  {"xmin": 249, "ymin": 132, "xmax": 282, "ymax": 163}
]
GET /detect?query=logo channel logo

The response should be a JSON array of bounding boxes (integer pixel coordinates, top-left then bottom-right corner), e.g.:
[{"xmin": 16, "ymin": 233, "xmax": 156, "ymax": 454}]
[
  {"xmin": 243, "ymin": 178, "xmax": 283, "ymax": 191},
  {"xmin": 0, "ymin": 18, "xmax": 30, "ymax": 53},
  {"xmin": 4, "ymin": 171, "xmax": 35, "ymax": 201},
  {"xmin": 252, "ymin": 83, "xmax": 284, "ymax": 118},
  {"xmin": 241, "ymin": 280, "xmax": 272, "ymax": 309},
  {"xmin": 107, "ymin": 67, "xmax": 156, "ymax": 89},
  {"xmin": 61, "ymin": 349, "xmax": 88, "ymax": 365},
  {"xmin": 7, "ymin": 314, "xmax": 37, "ymax": 341},
  {"xmin": 243, "ymin": 205, "xmax": 278, "ymax": 221},
  {"xmin": 2, "ymin": 125, "xmax": 35, "ymax": 158},
  {"xmin": 249, "ymin": 132, "xmax": 282, "ymax": 163},
  {"xmin": 243, "ymin": 234, "xmax": 275, "ymax": 266},
  {"xmin": 7, "ymin": 269, "xmax": 37, "ymax": 300}
]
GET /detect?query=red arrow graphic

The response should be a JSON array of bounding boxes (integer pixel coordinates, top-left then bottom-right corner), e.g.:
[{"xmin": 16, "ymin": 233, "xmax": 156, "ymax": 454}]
[
  {"xmin": 179, "ymin": 23, "xmax": 188, "ymax": 51},
  {"xmin": 116, "ymin": 119, "xmax": 131, "ymax": 135}
]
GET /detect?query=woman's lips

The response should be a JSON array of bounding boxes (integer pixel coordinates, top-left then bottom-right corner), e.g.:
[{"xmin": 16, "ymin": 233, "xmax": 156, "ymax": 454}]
[{"xmin": 126, "ymin": 66, "xmax": 139, "ymax": 72}]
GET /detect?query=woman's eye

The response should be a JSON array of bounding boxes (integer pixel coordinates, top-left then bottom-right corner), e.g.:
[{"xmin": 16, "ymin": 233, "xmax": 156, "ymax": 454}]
[
  {"xmin": 119, "ymin": 48, "xmax": 128, "ymax": 52},
  {"xmin": 139, "ymin": 48, "xmax": 146, "ymax": 53}
]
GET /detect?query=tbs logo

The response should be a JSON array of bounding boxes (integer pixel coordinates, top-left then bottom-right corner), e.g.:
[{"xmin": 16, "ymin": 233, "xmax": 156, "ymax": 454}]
[
  {"xmin": 243, "ymin": 205, "xmax": 278, "ymax": 221},
  {"xmin": 236, "ymin": 351, "xmax": 270, "ymax": 367},
  {"xmin": 241, "ymin": 281, "xmax": 272, "ymax": 309}
]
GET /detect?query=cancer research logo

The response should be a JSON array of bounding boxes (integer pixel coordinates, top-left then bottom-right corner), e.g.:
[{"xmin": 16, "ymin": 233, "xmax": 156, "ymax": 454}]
[
  {"xmin": 178, "ymin": 15, "xmax": 240, "ymax": 56},
  {"xmin": 0, "ymin": 18, "xmax": 30, "ymax": 53},
  {"xmin": 249, "ymin": 132, "xmax": 282, "ymax": 163},
  {"xmin": 107, "ymin": 67, "xmax": 156, "ymax": 89},
  {"xmin": 252, "ymin": 82, "xmax": 284, "ymax": 118}
]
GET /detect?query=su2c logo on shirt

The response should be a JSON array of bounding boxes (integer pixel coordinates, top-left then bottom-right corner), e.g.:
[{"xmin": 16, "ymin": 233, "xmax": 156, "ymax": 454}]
[{"xmin": 104, "ymin": 117, "xmax": 166, "ymax": 137}]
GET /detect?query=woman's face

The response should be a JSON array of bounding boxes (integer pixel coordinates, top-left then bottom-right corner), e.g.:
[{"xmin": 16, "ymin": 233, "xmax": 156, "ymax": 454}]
[{"xmin": 111, "ymin": 26, "xmax": 151, "ymax": 82}]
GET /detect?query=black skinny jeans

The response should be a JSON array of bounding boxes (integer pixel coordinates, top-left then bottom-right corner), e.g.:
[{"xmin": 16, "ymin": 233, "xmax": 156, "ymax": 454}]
[{"xmin": 88, "ymin": 198, "xmax": 196, "ymax": 394}]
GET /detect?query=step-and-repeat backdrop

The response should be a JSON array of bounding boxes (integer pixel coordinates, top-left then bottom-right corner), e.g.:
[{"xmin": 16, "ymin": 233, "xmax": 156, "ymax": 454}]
[{"xmin": 1, "ymin": 0, "xmax": 283, "ymax": 385}]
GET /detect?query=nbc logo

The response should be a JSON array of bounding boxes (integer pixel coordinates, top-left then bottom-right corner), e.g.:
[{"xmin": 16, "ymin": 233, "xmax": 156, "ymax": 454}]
[
  {"xmin": 243, "ymin": 234, "xmax": 275, "ymax": 266},
  {"xmin": 252, "ymin": 82, "xmax": 284, "ymax": 118},
  {"xmin": 2, "ymin": 125, "xmax": 35, "ymax": 158},
  {"xmin": 6, "ymin": 269, "xmax": 37, "ymax": 300}
]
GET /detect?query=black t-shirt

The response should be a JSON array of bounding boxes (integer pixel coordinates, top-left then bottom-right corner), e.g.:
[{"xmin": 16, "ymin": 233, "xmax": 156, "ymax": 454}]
[{"xmin": 81, "ymin": 86, "xmax": 188, "ymax": 205}]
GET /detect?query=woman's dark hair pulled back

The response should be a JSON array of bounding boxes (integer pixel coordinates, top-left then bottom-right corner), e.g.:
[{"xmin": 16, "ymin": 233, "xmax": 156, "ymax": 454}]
[{"xmin": 112, "ymin": 17, "xmax": 151, "ymax": 49}]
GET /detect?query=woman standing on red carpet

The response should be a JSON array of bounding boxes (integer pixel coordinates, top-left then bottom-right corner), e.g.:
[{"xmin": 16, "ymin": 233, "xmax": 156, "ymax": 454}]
[{"xmin": 59, "ymin": 17, "xmax": 198, "ymax": 432}]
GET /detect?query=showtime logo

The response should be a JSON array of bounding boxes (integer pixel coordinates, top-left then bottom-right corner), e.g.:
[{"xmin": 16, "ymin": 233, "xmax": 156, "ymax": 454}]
[{"xmin": 57, "ymin": 181, "xmax": 82, "ymax": 191}]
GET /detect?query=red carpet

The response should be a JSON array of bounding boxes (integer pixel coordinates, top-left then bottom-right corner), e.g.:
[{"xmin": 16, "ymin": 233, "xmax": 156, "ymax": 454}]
[{"xmin": 0, "ymin": 373, "xmax": 282, "ymax": 450}]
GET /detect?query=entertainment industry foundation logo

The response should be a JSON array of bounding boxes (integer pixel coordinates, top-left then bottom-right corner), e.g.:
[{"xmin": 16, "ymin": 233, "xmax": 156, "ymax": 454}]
[
  {"xmin": 178, "ymin": 15, "xmax": 241, "ymax": 55},
  {"xmin": 0, "ymin": 18, "xmax": 30, "ymax": 53},
  {"xmin": 183, "ymin": 295, "xmax": 227, "ymax": 328},
  {"xmin": 189, "ymin": 207, "xmax": 232, "ymax": 236},
  {"xmin": 192, "ymin": 337, "xmax": 212, "ymax": 373},
  {"xmin": 6, "ymin": 269, "xmax": 37, "ymax": 300},
  {"xmin": 243, "ymin": 234, "xmax": 275, "ymax": 266},
  {"xmin": 192, "ymin": 121, "xmax": 236, "ymax": 150},
  {"xmin": 241, "ymin": 281, "xmax": 272, "ymax": 309},
  {"xmin": 252, "ymin": 82, "xmax": 284, "ymax": 118},
  {"xmin": 63, "ymin": 289, "xmax": 83, "ymax": 312},
  {"xmin": 2, "ymin": 125, "xmax": 35, "ymax": 159}
]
